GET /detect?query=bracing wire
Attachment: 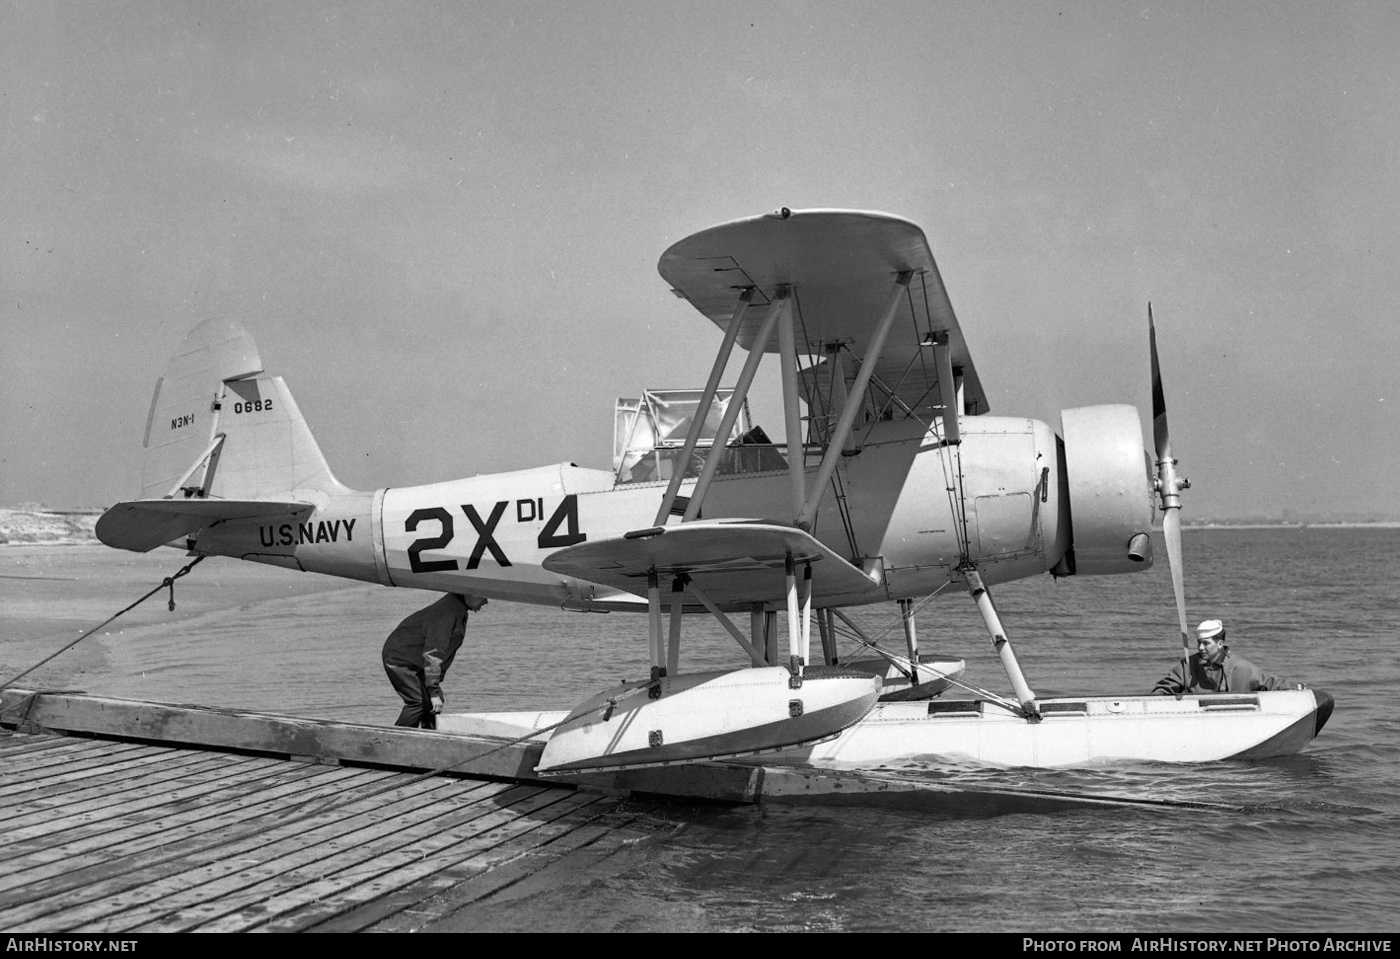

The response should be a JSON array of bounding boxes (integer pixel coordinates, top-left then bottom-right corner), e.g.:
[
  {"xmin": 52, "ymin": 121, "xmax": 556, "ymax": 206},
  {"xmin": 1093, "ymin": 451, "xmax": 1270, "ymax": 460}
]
[{"xmin": 823, "ymin": 603, "xmax": 1022, "ymax": 711}]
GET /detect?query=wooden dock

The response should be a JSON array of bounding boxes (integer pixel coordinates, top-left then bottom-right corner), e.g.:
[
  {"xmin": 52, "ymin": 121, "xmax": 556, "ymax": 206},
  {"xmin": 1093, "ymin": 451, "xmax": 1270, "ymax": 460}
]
[
  {"xmin": 0, "ymin": 689, "xmax": 675, "ymax": 933},
  {"xmin": 1, "ymin": 688, "xmax": 1205, "ymax": 932}
]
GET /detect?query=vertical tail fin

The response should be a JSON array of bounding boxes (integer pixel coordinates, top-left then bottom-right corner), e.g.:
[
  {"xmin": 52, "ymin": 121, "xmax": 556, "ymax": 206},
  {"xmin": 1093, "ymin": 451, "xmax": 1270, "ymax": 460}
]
[
  {"xmin": 139, "ymin": 318, "xmax": 349, "ymax": 501},
  {"xmin": 210, "ymin": 374, "xmax": 349, "ymax": 499},
  {"xmin": 99, "ymin": 318, "xmax": 348, "ymax": 552},
  {"xmin": 141, "ymin": 318, "xmax": 261, "ymax": 499}
]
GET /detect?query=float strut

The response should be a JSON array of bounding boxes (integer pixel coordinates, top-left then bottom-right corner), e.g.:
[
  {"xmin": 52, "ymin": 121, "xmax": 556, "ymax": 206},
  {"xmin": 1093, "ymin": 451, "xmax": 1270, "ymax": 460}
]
[
  {"xmin": 750, "ymin": 604, "xmax": 767, "ymax": 665},
  {"xmin": 667, "ymin": 575, "xmax": 686, "ymax": 677},
  {"xmin": 899, "ymin": 598, "xmax": 920, "ymax": 685},
  {"xmin": 818, "ymin": 608, "xmax": 838, "ymax": 666},
  {"xmin": 692, "ymin": 583, "xmax": 765, "ymax": 667},
  {"xmin": 966, "ymin": 569, "xmax": 1040, "ymax": 721},
  {"xmin": 647, "ymin": 569, "xmax": 665, "ymax": 698},
  {"xmin": 785, "ymin": 552, "xmax": 803, "ymax": 688},
  {"xmin": 800, "ymin": 562, "xmax": 813, "ymax": 669}
]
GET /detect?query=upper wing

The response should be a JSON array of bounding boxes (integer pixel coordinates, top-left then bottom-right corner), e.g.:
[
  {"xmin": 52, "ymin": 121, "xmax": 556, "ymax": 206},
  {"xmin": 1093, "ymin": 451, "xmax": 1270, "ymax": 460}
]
[
  {"xmin": 658, "ymin": 209, "xmax": 988, "ymax": 417},
  {"xmin": 541, "ymin": 519, "xmax": 882, "ymax": 610}
]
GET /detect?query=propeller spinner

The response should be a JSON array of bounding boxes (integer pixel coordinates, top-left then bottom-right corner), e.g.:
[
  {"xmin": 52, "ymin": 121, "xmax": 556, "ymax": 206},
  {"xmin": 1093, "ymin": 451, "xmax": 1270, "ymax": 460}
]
[{"xmin": 1149, "ymin": 305, "xmax": 1192, "ymax": 664}]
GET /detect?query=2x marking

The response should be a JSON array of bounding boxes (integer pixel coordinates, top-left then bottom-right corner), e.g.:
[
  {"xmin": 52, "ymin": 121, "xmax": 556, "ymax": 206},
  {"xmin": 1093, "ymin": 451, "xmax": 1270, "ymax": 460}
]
[{"xmin": 405, "ymin": 495, "xmax": 585, "ymax": 573}]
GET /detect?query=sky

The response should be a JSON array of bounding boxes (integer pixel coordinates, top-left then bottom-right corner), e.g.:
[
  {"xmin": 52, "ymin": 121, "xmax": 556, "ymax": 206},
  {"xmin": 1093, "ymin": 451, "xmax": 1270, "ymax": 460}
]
[{"xmin": 2, "ymin": 0, "xmax": 1397, "ymax": 521}]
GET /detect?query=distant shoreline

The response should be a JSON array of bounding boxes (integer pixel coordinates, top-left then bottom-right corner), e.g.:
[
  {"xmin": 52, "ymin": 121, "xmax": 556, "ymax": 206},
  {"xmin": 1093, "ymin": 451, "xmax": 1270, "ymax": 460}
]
[
  {"xmin": 1180, "ymin": 522, "xmax": 1400, "ymax": 530},
  {"xmin": 0, "ymin": 508, "xmax": 99, "ymax": 545}
]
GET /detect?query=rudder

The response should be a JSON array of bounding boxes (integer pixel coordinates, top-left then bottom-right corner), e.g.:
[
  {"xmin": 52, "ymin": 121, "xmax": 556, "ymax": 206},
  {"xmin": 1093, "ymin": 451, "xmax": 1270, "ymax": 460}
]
[
  {"xmin": 139, "ymin": 318, "xmax": 348, "ymax": 502},
  {"xmin": 211, "ymin": 374, "xmax": 349, "ymax": 499}
]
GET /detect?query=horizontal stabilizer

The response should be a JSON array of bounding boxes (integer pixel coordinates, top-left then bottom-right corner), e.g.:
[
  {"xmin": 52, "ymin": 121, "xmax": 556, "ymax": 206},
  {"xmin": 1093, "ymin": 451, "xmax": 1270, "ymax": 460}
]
[
  {"xmin": 97, "ymin": 498, "xmax": 312, "ymax": 553},
  {"xmin": 541, "ymin": 519, "xmax": 879, "ymax": 608}
]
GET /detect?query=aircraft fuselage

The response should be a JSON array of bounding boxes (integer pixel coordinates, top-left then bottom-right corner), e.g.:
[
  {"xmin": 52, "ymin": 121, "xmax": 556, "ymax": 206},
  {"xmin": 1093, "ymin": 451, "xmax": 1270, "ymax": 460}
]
[{"xmin": 194, "ymin": 412, "xmax": 1103, "ymax": 612}]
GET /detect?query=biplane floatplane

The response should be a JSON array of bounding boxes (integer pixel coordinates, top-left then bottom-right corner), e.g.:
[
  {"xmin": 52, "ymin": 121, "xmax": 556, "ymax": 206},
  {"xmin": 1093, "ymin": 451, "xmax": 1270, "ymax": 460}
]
[{"xmin": 98, "ymin": 209, "xmax": 1331, "ymax": 778}]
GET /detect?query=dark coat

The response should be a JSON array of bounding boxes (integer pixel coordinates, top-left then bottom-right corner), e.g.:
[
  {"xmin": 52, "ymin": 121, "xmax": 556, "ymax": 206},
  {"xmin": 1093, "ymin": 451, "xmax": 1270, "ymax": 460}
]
[
  {"xmin": 1152, "ymin": 646, "xmax": 1293, "ymax": 695},
  {"xmin": 381, "ymin": 593, "xmax": 469, "ymax": 696}
]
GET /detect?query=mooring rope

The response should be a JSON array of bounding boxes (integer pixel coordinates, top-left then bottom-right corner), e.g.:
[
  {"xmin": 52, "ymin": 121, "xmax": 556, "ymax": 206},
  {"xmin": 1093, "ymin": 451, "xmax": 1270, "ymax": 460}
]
[{"xmin": 0, "ymin": 554, "xmax": 206, "ymax": 714}]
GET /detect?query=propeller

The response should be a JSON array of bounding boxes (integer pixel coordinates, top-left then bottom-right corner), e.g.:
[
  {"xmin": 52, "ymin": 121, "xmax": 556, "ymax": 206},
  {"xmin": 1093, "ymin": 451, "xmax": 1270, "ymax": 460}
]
[{"xmin": 1149, "ymin": 305, "xmax": 1192, "ymax": 669}]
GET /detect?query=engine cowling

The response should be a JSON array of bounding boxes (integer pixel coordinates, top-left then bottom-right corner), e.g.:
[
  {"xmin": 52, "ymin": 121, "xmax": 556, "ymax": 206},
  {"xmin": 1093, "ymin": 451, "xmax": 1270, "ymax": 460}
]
[
  {"xmin": 1056, "ymin": 404, "xmax": 1156, "ymax": 576},
  {"xmin": 878, "ymin": 406, "xmax": 1157, "ymax": 592}
]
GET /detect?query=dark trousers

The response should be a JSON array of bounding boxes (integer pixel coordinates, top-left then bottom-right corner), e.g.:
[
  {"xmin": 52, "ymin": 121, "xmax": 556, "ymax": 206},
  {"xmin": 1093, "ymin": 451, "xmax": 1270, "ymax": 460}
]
[{"xmin": 384, "ymin": 660, "xmax": 437, "ymax": 729}]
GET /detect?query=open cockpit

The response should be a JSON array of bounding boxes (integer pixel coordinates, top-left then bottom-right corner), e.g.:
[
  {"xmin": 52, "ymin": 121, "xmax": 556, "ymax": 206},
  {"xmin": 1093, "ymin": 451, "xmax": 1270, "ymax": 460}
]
[{"xmin": 613, "ymin": 388, "xmax": 787, "ymax": 486}]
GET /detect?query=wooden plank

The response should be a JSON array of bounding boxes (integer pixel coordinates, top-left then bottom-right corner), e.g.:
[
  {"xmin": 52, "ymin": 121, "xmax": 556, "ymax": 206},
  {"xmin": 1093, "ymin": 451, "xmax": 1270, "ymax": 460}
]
[
  {"xmin": 192, "ymin": 790, "xmax": 613, "ymax": 933},
  {"xmin": 63, "ymin": 781, "xmax": 545, "ymax": 933},
  {"xmin": 2, "ymin": 688, "xmax": 543, "ymax": 780},
  {"xmin": 0, "ymin": 739, "xmax": 158, "ymax": 785},
  {"xmin": 0, "ymin": 732, "xmax": 76, "ymax": 757},
  {"xmin": 0, "ymin": 763, "xmax": 409, "ymax": 923},
  {"xmin": 1, "ymin": 749, "xmax": 253, "ymax": 807},
  {"xmin": 2, "ymin": 746, "xmax": 209, "ymax": 795},
  {"xmin": 265, "ymin": 795, "xmax": 640, "ymax": 932},
  {"xmin": 1, "ymin": 733, "xmax": 146, "ymax": 760},
  {"xmin": 0, "ymin": 765, "xmax": 394, "ymax": 907},
  {"xmin": 336, "ymin": 804, "xmax": 668, "ymax": 933},
  {"xmin": 4, "ymin": 753, "xmax": 273, "ymax": 817},
  {"xmin": 26, "ymin": 778, "xmax": 517, "ymax": 932},
  {"xmin": 0, "ymin": 734, "xmax": 146, "ymax": 765},
  {"xmin": 133, "ymin": 785, "xmax": 572, "ymax": 933},
  {"xmin": 3, "ymin": 773, "xmax": 461, "ymax": 931},
  {"xmin": 0, "ymin": 752, "xmax": 306, "ymax": 845},
  {"xmin": 1, "ymin": 752, "xmax": 251, "ymax": 842},
  {"xmin": 3, "ymin": 765, "xmax": 381, "ymax": 877},
  {"xmin": 1, "ymin": 753, "xmax": 343, "ymax": 842},
  {"xmin": 0, "ymin": 759, "xmax": 369, "ymax": 877}
]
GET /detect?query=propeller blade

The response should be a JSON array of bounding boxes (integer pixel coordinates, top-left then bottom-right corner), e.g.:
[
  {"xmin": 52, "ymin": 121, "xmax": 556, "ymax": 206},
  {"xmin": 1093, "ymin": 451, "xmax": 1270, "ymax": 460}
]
[
  {"xmin": 1149, "ymin": 303, "xmax": 1171, "ymax": 463},
  {"xmin": 1149, "ymin": 305, "xmax": 1185, "ymax": 514},
  {"xmin": 1149, "ymin": 306, "xmax": 1192, "ymax": 674},
  {"xmin": 1162, "ymin": 507, "xmax": 1189, "ymax": 653}
]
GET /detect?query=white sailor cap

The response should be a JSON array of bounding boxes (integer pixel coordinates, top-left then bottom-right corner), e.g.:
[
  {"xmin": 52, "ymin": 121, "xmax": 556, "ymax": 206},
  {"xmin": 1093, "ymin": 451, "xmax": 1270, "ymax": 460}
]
[{"xmin": 1196, "ymin": 619, "xmax": 1225, "ymax": 641}]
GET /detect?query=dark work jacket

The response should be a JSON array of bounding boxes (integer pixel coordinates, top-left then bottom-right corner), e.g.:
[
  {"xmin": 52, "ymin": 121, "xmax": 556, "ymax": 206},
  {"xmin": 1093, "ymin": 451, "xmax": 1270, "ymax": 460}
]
[
  {"xmin": 1152, "ymin": 647, "xmax": 1292, "ymax": 695},
  {"xmin": 381, "ymin": 594, "xmax": 469, "ymax": 695}
]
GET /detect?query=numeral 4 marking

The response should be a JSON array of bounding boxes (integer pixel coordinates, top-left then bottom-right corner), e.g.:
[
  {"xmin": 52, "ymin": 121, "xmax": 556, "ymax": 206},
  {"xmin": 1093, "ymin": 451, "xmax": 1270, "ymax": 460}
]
[{"xmin": 404, "ymin": 496, "xmax": 585, "ymax": 573}]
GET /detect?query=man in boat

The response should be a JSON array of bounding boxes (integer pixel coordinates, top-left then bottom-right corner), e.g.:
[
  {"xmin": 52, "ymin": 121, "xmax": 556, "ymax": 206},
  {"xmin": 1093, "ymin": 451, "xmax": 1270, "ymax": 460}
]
[
  {"xmin": 1151, "ymin": 618, "xmax": 1299, "ymax": 695},
  {"xmin": 382, "ymin": 592, "xmax": 488, "ymax": 728}
]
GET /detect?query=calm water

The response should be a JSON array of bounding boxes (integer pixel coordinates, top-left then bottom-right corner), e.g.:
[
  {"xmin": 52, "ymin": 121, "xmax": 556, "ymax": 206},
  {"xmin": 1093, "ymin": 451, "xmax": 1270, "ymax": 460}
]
[{"xmin": 3, "ymin": 528, "xmax": 1397, "ymax": 932}]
